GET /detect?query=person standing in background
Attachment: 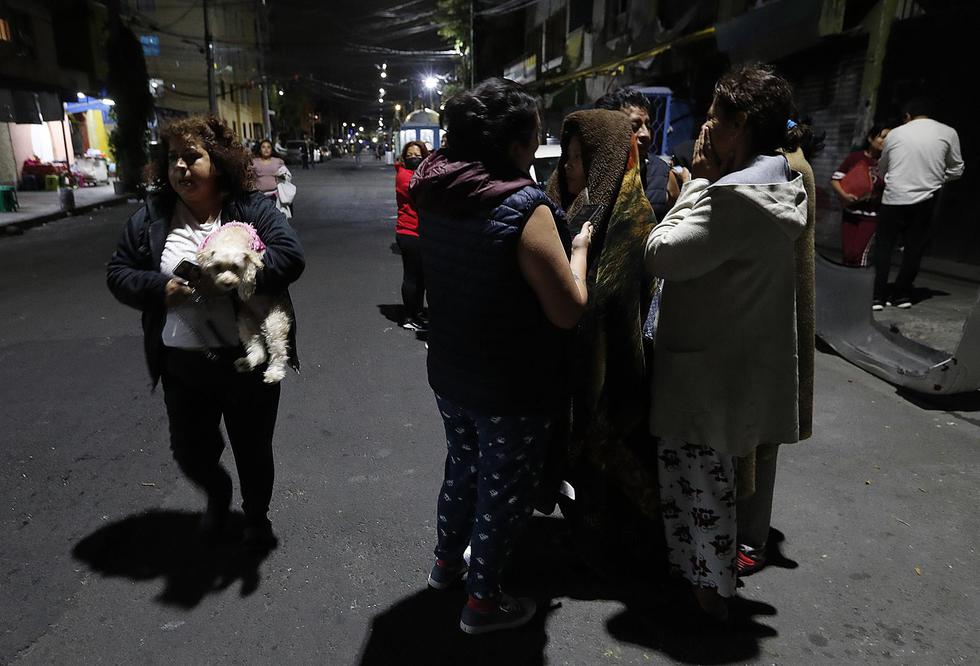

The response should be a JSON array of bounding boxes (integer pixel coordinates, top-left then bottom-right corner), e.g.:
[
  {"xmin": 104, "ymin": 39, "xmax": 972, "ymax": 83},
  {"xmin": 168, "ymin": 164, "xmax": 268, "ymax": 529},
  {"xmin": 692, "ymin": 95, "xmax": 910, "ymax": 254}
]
[
  {"xmin": 831, "ymin": 125, "xmax": 890, "ymax": 267},
  {"xmin": 873, "ymin": 99, "xmax": 964, "ymax": 310},
  {"xmin": 394, "ymin": 140, "xmax": 430, "ymax": 332}
]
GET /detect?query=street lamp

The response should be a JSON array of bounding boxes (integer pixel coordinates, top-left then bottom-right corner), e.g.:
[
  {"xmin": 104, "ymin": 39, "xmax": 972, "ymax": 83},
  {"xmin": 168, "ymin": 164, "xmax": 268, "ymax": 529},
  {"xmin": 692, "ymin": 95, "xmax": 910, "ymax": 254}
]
[
  {"xmin": 358, "ymin": 126, "xmax": 364, "ymax": 132},
  {"xmin": 423, "ymin": 76, "xmax": 438, "ymax": 90},
  {"xmin": 394, "ymin": 103, "xmax": 402, "ymax": 112}
]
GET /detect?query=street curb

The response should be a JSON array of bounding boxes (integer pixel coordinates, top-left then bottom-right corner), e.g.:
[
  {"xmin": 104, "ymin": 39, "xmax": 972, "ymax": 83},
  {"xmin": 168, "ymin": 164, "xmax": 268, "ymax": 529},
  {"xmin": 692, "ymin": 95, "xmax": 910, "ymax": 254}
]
[{"xmin": 0, "ymin": 194, "xmax": 133, "ymax": 234}]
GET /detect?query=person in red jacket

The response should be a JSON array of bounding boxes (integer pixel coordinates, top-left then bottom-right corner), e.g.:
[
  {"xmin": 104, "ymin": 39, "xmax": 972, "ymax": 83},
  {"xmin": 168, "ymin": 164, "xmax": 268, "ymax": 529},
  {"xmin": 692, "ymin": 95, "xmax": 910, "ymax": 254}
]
[{"xmin": 396, "ymin": 141, "xmax": 430, "ymax": 331}]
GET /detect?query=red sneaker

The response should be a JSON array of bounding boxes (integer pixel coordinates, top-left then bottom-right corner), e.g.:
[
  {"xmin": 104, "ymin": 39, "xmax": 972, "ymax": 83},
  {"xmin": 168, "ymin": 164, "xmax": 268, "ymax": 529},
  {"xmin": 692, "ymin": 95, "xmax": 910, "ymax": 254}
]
[{"xmin": 736, "ymin": 546, "xmax": 766, "ymax": 576}]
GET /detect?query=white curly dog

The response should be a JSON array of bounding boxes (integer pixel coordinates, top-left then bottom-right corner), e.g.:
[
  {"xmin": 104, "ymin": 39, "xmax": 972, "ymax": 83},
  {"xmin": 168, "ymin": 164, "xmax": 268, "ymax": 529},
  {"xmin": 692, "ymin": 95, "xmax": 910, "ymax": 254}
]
[{"xmin": 197, "ymin": 222, "xmax": 293, "ymax": 384}]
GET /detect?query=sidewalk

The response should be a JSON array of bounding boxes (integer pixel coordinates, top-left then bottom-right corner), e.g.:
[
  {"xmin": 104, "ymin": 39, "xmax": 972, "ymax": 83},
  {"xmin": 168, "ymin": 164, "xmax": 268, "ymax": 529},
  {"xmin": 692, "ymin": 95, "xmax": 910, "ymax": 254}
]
[
  {"xmin": 0, "ymin": 184, "xmax": 129, "ymax": 231},
  {"xmin": 815, "ymin": 208, "xmax": 980, "ymax": 283}
]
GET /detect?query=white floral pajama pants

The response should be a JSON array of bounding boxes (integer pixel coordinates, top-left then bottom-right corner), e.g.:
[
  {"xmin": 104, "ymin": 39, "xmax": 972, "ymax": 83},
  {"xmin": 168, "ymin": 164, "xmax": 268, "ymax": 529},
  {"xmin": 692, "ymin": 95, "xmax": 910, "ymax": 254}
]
[{"xmin": 656, "ymin": 437, "xmax": 738, "ymax": 597}]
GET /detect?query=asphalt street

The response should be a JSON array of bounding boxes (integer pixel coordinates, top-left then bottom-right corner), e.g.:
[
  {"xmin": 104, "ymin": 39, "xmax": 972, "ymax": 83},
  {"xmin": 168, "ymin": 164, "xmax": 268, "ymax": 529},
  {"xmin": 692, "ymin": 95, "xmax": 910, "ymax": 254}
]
[{"xmin": 1, "ymin": 159, "xmax": 977, "ymax": 665}]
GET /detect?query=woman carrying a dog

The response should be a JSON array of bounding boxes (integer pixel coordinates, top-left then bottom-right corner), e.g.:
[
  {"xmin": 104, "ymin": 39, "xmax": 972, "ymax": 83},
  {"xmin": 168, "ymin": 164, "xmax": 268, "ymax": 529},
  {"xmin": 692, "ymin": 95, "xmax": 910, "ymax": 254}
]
[
  {"xmin": 410, "ymin": 78, "xmax": 593, "ymax": 634},
  {"xmin": 107, "ymin": 116, "xmax": 304, "ymax": 548}
]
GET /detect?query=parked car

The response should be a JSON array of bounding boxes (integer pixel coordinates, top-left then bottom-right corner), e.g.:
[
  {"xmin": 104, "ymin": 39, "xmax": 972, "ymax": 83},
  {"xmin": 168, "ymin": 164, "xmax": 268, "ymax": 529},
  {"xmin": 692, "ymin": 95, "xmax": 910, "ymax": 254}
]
[{"xmin": 529, "ymin": 142, "xmax": 561, "ymax": 188}]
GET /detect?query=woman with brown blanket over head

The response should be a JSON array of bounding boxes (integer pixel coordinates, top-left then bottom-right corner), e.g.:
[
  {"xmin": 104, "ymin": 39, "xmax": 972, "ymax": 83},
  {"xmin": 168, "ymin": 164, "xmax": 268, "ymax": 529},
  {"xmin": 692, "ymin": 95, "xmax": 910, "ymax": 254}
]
[{"xmin": 543, "ymin": 109, "xmax": 660, "ymax": 573}]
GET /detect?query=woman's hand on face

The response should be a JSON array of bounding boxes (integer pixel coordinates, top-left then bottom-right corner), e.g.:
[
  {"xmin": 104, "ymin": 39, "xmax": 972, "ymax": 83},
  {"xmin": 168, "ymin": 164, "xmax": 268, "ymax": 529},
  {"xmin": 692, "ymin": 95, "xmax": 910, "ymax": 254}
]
[
  {"xmin": 572, "ymin": 221, "xmax": 593, "ymax": 252},
  {"xmin": 164, "ymin": 279, "xmax": 194, "ymax": 307},
  {"xmin": 692, "ymin": 124, "xmax": 722, "ymax": 183}
]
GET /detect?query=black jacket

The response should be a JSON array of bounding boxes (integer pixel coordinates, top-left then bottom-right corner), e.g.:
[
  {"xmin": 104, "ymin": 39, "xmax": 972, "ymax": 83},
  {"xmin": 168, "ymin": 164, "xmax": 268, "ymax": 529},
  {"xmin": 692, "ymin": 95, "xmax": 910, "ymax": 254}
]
[{"xmin": 106, "ymin": 190, "xmax": 305, "ymax": 386}]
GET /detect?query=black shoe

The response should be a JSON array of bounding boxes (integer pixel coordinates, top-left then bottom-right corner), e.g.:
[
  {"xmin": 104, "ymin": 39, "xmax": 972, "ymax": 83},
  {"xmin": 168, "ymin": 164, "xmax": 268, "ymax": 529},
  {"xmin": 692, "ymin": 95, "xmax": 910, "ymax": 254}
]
[
  {"xmin": 872, "ymin": 299, "xmax": 885, "ymax": 312},
  {"xmin": 243, "ymin": 518, "xmax": 278, "ymax": 549},
  {"xmin": 893, "ymin": 296, "xmax": 912, "ymax": 309},
  {"xmin": 427, "ymin": 559, "xmax": 468, "ymax": 590}
]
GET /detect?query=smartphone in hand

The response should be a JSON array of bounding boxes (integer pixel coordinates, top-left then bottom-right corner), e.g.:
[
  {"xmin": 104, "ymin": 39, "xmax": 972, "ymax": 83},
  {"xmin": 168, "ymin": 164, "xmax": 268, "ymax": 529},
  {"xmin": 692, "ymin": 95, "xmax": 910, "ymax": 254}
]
[{"xmin": 173, "ymin": 258, "xmax": 203, "ymax": 284}]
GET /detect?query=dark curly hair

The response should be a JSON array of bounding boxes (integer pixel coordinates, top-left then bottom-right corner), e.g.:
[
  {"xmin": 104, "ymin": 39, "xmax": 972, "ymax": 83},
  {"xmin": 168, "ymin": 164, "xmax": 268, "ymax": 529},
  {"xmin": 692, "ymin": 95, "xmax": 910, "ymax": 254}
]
[
  {"xmin": 594, "ymin": 87, "xmax": 651, "ymax": 114},
  {"xmin": 146, "ymin": 115, "xmax": 255, "ymax": 205},
  {"xmin": 712, "ymin": 64, "xmax": 797, "ymax": 155},
  {"xmin": 400, "ymin": 140, "xmax": 430, "ymax": 162},
  {"xmin": 255, "ymin": 138, "xmax": 275, "ymax": 156},
  {"xmin": 443, "ymin": 77, "xmax": 539, "ymax": 167}
]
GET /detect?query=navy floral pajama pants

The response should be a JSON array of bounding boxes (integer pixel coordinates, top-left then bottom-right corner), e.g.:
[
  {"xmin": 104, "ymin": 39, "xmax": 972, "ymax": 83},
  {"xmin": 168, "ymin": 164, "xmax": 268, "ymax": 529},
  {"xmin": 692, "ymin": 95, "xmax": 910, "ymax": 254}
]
[{"xmin": 433, "ymin": 393, "xmax": 551, "ymax": 601}]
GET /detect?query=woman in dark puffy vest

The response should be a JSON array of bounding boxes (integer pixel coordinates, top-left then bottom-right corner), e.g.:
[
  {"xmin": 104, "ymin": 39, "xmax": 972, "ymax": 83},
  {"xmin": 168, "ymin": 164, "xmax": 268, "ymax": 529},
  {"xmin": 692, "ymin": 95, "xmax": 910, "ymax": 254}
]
[{"xmin": 410, "ymin": 78, "xmax": 593, "ymax": 635}]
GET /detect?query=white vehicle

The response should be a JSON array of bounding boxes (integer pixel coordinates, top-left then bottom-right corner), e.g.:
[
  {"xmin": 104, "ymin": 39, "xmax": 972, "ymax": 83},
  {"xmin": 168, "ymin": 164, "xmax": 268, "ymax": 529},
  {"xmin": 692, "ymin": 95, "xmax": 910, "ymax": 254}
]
[{"xmin": 529, "ymin": 142, "xmax": 562, "ymax": 187}]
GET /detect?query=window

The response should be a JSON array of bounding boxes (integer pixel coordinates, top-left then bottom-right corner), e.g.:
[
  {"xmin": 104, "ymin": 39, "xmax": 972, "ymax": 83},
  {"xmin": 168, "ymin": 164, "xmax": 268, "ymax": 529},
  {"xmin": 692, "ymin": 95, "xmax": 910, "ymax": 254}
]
[{"xmin": 544, "ymin": 7, "xmax": 567, "ymax": 63}]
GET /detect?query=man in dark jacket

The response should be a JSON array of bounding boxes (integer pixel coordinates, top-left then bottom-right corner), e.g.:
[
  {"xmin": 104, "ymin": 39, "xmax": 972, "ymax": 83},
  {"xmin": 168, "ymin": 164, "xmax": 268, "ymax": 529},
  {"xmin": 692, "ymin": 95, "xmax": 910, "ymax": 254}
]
[{"xmin": 595, "ymin": 88, "xmax": 687, "ymax": 221}]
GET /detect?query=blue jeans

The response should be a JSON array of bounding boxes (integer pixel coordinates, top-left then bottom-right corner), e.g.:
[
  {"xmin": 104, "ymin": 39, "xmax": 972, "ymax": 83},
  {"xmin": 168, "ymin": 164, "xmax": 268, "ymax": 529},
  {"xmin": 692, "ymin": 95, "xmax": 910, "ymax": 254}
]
[{"xmin": 433, "ymin": 393, "xmax": 551, "ymax": 600}]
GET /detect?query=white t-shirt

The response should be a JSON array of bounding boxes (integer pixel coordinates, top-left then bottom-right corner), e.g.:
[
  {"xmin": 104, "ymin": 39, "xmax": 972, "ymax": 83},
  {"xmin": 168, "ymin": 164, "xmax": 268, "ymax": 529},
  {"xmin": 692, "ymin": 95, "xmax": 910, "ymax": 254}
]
[
  {"xmin": 159, "ymin": 202, "xmax": 240, "ymax": 349},
  {"xmin": 880, "ymin": 118, "xmax": 965, "ymax": 206}
]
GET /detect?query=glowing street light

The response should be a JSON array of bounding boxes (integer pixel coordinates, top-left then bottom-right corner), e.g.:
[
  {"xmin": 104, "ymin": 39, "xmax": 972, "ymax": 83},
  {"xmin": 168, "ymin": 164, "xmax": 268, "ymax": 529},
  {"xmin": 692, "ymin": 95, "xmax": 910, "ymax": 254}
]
[
  {"xmin": 278, "ymin": 89, "xmax": 284, "ymax": 96},
  {"xmin": 394, "ymin": 103, "xmax": 402, "ymax": 112},
  {"xmin": 423, "ymin": 76, "xmax": 438, "ymax": 90},
  {"xmin": 378, "ymin": 97, "xmax": 384, "ymax": 103},
  {"xmin": 342, "ymin": 122, "xmax": 347, "ymax": 127},
  {"xmin": 358, "ymin": 126, "xmax": 364, "ymax": 132},
  {"xmin": 380, "ymin": 71, "xmax": 387, "ymax": 79},
  {"xmin": 379, "ymin": 87, "xmax": 386, "ymax": 95}
]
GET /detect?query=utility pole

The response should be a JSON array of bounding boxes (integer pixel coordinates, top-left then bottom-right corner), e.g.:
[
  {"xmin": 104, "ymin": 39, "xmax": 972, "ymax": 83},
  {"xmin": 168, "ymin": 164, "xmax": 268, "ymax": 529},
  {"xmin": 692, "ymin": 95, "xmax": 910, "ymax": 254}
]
[
  {"xmin": 203, "ymin": 0, "xmax": 217, "ymax": 114},
  {"xmin": 469, "ymin": 0, "xmax": 475, "ymax": 88},
  {"xmin": 255, "ymin": 1, "xmax": 272, "ymax": 138},
  {"xmin": 853, "ymin": 0, "xmax": 897, "ymax": 146}
]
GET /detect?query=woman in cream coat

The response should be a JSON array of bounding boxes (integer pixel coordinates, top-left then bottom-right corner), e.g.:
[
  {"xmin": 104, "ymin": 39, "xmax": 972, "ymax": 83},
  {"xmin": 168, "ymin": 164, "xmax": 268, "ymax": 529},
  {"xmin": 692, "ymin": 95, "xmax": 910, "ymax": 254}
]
[{"xmin": 644, "ymin": 65, "xmax": 807, "ymax": 620}]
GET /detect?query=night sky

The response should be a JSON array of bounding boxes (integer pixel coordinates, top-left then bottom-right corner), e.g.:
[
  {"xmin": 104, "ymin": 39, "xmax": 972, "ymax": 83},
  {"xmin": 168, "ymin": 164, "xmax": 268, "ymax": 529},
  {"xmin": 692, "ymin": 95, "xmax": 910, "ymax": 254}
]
[{"xmin": 268, "ymin": 0, "xmax": 457, "ymax": 120}]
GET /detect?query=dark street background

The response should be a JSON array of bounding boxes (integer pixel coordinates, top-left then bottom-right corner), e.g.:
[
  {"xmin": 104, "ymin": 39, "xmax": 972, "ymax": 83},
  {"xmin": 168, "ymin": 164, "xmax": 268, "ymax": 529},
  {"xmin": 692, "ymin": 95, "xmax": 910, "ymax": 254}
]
[{"xmin": 1, "ymin": 159, "xmax": 977, "ymax": 664}]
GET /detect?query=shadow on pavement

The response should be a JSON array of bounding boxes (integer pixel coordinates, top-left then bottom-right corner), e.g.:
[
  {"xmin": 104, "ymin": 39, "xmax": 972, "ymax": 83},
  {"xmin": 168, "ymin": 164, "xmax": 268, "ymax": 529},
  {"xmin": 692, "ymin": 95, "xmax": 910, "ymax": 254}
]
[
  {"xmin": 359, "ymin": 516, "xmax": 778, "ymax": 665},
  {"xmin": 762, "ymin": 528, "xmax": 799, "ymax": 571},
  {"xmin": 377, "ymin": 303, "xmax": 404, "ymax": 326},
  {"xmin": 908, "ymin": 285, "xmax": 950, "ymax": 305},
  {"xmin": 896, "ymin": 387, "xmax": 980, "ymax": 413},
  {"xmin": 71, "ymin": 509, "xmax": 276, "ymax": 609}
]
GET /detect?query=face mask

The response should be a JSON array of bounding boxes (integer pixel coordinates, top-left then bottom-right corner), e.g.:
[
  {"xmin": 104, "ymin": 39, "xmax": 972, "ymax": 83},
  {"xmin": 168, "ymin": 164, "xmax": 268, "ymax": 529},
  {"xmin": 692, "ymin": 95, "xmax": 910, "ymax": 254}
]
[{"xmin": 404, "ymin": 157, "xmax": 422, "ymax": 170}]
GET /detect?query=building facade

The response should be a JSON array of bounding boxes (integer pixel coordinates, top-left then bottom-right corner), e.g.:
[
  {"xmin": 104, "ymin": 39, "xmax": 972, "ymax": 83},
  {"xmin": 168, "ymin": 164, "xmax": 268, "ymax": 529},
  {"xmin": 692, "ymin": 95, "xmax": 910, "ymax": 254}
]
[
  {"xmin": 491, "ymin": 0, "xmax": 977, "ymax": 267},
  {"xmin": 0, "ymin": 0, "xmax": 106, "ymax": 184},
  {"xmin": 123, "ymin": 0, "xmax": 270, "ymax": 144}
]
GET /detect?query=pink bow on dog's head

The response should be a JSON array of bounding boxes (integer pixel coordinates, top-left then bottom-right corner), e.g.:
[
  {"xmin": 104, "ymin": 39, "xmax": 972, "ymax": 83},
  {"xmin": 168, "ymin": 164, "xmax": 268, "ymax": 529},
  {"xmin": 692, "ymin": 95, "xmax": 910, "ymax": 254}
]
[{"xmin": 200, "ymin": 221, "xmax": 266, "ymax": 253}]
